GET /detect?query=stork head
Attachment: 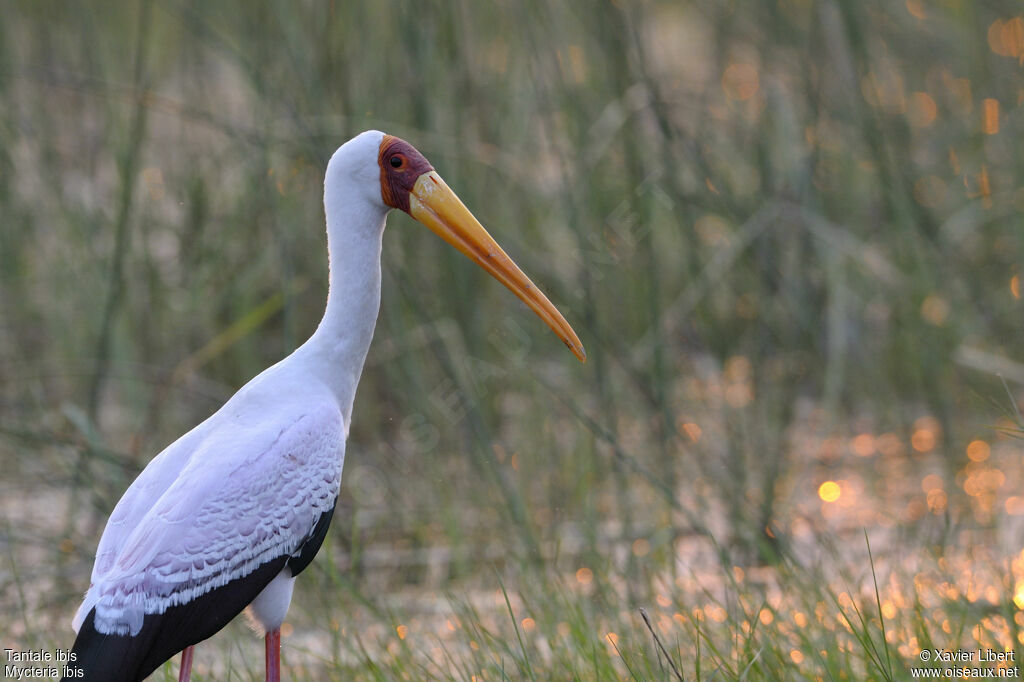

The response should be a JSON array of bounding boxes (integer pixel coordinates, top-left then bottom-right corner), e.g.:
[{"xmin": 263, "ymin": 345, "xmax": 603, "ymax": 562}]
[{"xmin": 329, "ymin": 130, "xmax": 585, "ymax": 362}]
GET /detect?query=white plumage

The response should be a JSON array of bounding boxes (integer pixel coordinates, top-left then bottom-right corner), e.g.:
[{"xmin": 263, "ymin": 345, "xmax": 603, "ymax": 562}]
[
  {"xmin": 73, "ymin": 133, "xmax": 386, "ymax": 640},
  {"xmin": 76, "ymin": 398, "xmax": 343, "ymax": 636},
  {"xmin": 66, "ymin": 130, "xmax": 584, "ymax": 682}
]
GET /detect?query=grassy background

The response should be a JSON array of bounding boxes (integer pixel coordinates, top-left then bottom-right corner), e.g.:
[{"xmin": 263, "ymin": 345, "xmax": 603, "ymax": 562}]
[{"xmin": 2, "ymin": 0, "xmax": 1024, "ymax": 679}]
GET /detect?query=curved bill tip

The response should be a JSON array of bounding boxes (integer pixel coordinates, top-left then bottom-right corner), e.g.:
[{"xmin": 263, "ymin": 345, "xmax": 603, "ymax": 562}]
[
  {"xmin": 408, "ymin": 171, "xmax": 586, "ymax": 364},
  {"xmin": 569, "ymin": 340, "xmax": 587, "ymax": 363}
]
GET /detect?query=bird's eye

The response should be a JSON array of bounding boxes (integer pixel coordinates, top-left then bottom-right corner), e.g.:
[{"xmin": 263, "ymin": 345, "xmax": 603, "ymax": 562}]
[{"xmin": 390, "ymin": 155, "xmax": 404, "ymax": 169}]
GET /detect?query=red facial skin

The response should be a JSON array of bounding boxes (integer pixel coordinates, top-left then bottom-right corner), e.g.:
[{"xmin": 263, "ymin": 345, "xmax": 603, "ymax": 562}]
[{"xmin": 378, "ymin": 135, "xmax": 435, "ymax": 213}]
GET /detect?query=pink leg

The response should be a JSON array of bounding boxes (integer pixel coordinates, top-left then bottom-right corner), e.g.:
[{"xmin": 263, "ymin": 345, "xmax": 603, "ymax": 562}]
[
  {"xmin": 178, "ymin": 646, "xmax": 194, "ymax": 682},
  {"xmin": 265, "ymin": 628, "xmax": 281, "ymax": 682}
]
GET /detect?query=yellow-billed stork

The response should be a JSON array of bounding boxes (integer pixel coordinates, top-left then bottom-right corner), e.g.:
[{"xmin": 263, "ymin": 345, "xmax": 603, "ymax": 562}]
[{"xmin": 65, "ymin": 131, "xmax": 585, "ymax": 682}]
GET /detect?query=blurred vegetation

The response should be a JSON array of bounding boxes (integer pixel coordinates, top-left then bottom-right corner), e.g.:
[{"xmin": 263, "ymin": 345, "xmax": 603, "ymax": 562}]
[{"xmin": 2, "ymin": 0, "xmax": 1024, "ymax": 679}]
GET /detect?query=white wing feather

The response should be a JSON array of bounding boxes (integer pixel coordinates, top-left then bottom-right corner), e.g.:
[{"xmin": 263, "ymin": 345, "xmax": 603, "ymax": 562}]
[
  {"xmin": 73, "ymin": 374, "xmax": 344, "ymax": 636},
  {"xmin": 71, "ymin": 424, "xmax": 205, "ymax": 632}
]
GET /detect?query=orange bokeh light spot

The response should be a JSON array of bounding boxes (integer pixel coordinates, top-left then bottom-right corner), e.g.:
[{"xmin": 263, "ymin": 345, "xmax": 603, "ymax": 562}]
[
  {"xmin": 722, "ymin": 63, "xmax": 760, "ymax": 101},
  {"xmin": 921, "ymin": 474, "xmax": 944, "ymax": 493},
  {"xmin": 983, "ymin": 98, "xmax": 1000, "ymax": 135},
  {"xmin": 911, "ymin": 429, "xmax": 936, "ymax": 453},
  {"xmin": 1006, "ymin": 497, "xmax": 1024, "ymax": 515},
  {"xmin": 908, "ymin": 92, "xmax": 937, "ymax": 127},
  {"xmin": 988, "ymin": 17, "xmax": 1024, "ymax": 59},
  {"xmin": 681, "ymin": 422, "xmax": 702, "ymax": 442},
  {"xmin": 851, "ymin": 434, "xmax": 876, "ymax": 457},
  {"xmin": 966, "ymin": 440, "xmax": 990, "ymax": 462}
]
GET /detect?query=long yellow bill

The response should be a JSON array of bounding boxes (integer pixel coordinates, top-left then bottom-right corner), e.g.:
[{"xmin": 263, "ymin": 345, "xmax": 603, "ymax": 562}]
[{"xmin": 408, "ymin": 171, "xmax": 586, "ymax": 363}]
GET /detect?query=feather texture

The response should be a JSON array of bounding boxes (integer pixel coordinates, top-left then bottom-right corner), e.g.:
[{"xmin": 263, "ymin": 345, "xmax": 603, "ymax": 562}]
[
  {"xmin": 66, "ymin": 131, "xmax": 392, "ymax": 680},
  {"xmin": 74, "ymin": 368, "xmax": 344, "ymax": 637}
]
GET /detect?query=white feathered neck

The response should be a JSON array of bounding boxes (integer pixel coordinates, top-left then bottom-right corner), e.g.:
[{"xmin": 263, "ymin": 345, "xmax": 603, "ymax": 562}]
[{"xmin": 296, "ymin": 130, "xmax": 389, "ymax": 430}]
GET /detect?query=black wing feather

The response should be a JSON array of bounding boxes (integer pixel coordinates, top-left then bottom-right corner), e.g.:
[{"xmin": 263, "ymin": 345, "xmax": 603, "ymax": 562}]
[{"xmin": 64, "ymin": 500, "xmax": 337, "ymax": 682}]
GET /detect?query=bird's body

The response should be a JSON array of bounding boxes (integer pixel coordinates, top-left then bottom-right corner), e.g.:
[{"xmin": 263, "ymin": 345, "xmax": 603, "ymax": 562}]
[{"xmin": 65, "ymin": 131, "xmax": 583, "ymax": 681}]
